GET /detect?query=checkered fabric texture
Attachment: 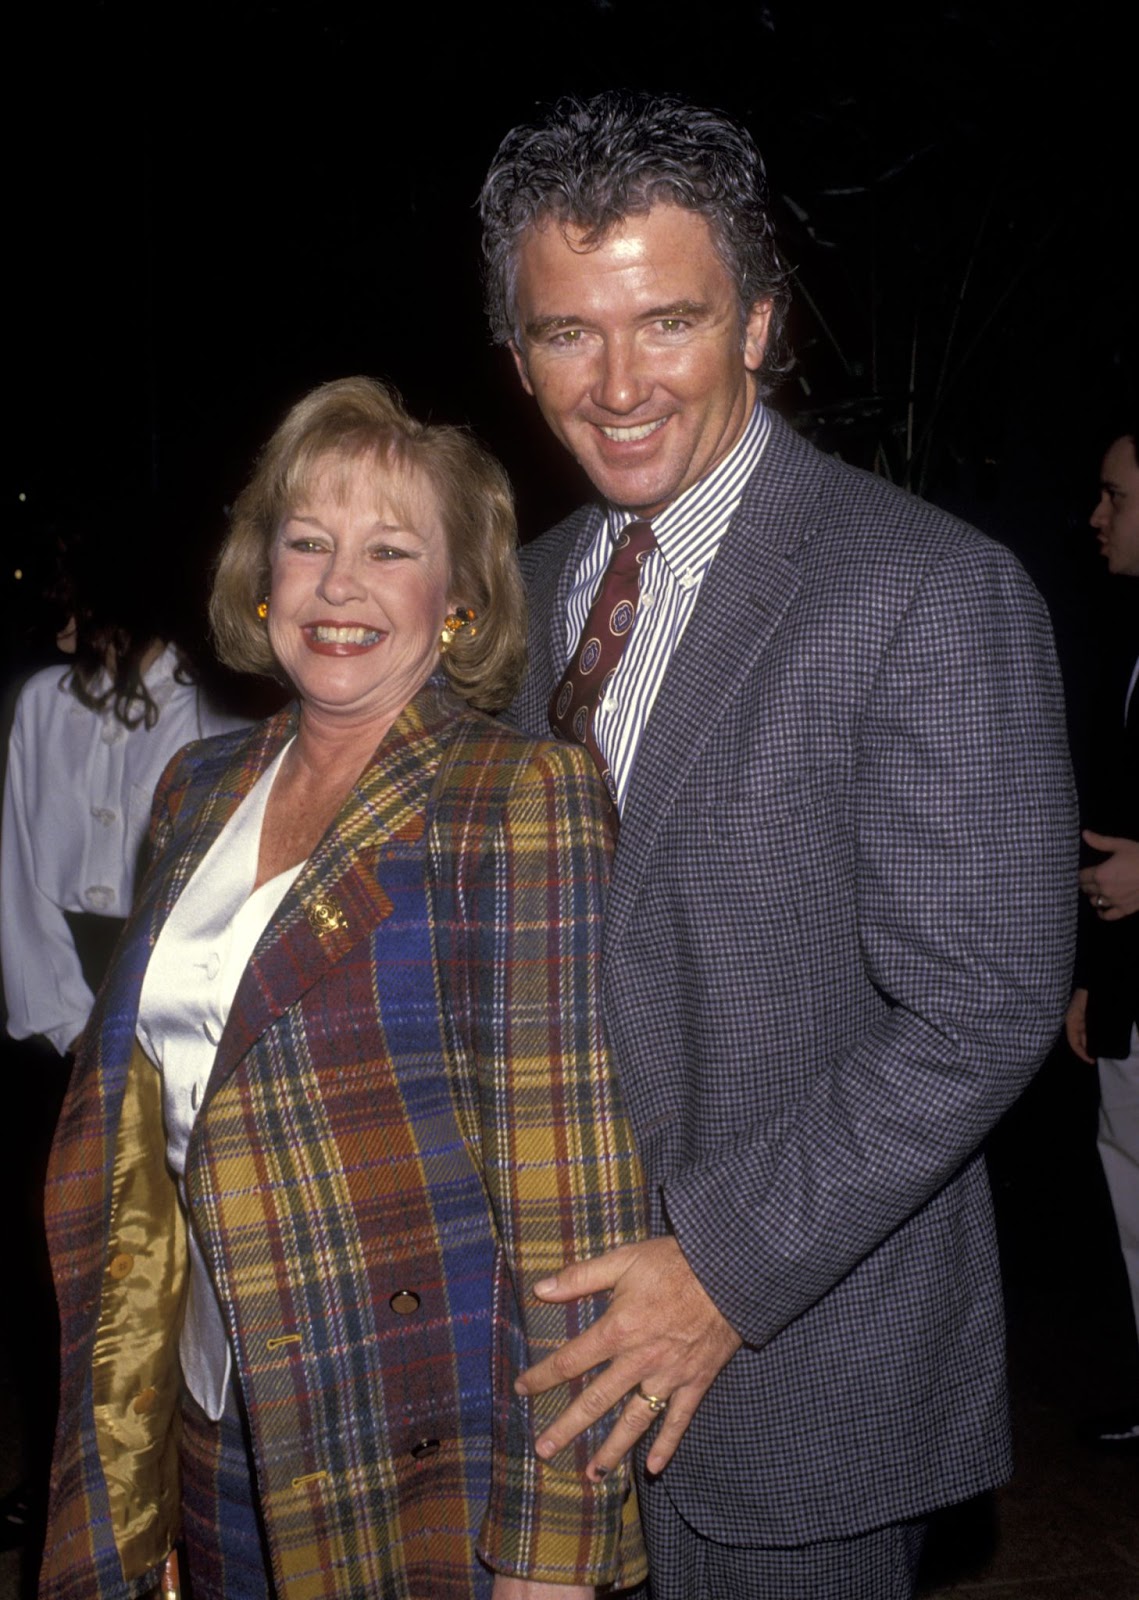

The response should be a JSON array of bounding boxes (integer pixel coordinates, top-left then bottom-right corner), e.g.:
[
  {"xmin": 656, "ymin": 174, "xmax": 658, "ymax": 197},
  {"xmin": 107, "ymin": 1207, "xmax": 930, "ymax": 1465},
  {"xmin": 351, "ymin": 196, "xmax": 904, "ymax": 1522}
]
[{"xmin": 512, "ymin": 410, "xmax": 1078, "ymax": 1557}]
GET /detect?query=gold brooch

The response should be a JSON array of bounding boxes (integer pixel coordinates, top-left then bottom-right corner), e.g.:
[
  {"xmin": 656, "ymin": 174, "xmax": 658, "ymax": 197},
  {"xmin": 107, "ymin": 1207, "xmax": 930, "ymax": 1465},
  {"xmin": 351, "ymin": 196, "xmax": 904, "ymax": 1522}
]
[{"xmin": 305, "ymin": 894, "xmax": 348, "ymax": 937}]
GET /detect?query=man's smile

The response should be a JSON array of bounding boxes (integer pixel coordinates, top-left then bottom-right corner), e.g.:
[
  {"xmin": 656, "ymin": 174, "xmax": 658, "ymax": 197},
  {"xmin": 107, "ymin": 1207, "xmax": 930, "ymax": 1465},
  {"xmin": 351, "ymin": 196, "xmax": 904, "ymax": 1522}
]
[{"xmin": 596, "ymin": 418, "xmax": 669, "ymax": 443}]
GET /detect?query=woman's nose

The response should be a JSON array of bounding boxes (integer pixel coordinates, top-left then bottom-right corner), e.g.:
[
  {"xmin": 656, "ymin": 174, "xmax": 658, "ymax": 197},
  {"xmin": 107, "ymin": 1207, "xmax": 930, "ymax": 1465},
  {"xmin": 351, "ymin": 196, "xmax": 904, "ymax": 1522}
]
[{"xmin": 317, "ymin": 549, "xmax": 367, "ymax": 603}]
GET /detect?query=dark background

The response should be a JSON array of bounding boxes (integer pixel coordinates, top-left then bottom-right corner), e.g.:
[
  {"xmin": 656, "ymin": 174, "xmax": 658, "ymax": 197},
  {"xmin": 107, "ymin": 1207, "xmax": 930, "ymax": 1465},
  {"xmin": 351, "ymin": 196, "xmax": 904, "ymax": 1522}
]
[{"xmin": 8, "ymin": 0, "xmax": 1136, "ymax": 679}]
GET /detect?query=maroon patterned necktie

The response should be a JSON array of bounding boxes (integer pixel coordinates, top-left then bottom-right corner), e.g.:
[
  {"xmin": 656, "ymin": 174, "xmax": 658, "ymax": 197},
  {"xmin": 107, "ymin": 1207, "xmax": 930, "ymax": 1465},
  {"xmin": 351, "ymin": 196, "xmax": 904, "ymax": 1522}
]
[{"xmin": 549, "ymin": 519, "xmax": 657, "ymax": 800}]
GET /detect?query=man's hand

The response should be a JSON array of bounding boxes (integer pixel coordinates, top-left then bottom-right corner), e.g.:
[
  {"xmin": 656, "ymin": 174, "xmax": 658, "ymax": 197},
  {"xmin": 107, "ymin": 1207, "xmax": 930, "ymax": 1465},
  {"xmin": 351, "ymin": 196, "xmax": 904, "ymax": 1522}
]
[
  {"xmin": 491, "ymin": 1580, "xmax": 592, "ymax": 1599},
  {"xmin": 1064, "ymin": 986, "xmax": 1094, "ymax": 1064},
  {"xmin": 1079, "ymin": 831, "xmax": 1139, "ymax": 921},
  {"xmin": 516, "ymin": 1235, "xmax": 742, "ymax": 1479}
]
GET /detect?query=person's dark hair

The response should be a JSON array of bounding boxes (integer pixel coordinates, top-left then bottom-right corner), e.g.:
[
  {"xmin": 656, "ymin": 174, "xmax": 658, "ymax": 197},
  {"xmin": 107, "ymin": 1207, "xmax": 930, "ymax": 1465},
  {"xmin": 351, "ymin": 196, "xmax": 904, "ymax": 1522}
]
[
  {"xmin": 49, "ymin": 503, "xmax": 194, "ymax": 729},
  {"xmin": 479, "ymin": 89, "xmax": 792, "ymax": 393}
]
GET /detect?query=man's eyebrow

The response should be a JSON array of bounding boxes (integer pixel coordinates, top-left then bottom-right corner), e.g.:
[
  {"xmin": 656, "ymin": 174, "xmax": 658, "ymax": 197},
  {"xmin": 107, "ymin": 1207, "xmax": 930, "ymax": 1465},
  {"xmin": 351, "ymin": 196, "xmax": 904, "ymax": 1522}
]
[
  {"xmin": 523, "ymin": 300, "xmax": 712, "ymax": 340},
  {"xmin": 644, "ymin": 299, "xmax": 710, "ymax": 320},
  {"xmin": 523, "ymin": 314, "xmax": 587, "ymax": 339}
]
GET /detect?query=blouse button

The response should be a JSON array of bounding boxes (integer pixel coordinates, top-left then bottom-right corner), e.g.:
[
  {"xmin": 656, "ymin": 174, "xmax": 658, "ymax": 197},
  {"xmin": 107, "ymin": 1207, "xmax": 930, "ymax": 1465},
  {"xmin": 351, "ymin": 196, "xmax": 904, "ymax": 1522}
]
[
  {"xmin": 388, "ymin": 1290, "xmax": 420, "ymax": 1316},
  {"xmin": 133, "ymin": 1386, "xmax": 158, "ymax": 1415},
  {"xmin": 409, "ymin": 1439, "xmax": 440, "ymax": 1460}
]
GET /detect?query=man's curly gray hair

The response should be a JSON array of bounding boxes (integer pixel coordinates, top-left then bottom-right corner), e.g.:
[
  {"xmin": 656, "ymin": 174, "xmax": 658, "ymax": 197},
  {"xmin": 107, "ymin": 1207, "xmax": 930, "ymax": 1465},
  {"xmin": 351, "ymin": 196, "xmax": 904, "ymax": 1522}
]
[{"xmin": 478, "ymin": 89, "xmax": 791, "ymax": 394}]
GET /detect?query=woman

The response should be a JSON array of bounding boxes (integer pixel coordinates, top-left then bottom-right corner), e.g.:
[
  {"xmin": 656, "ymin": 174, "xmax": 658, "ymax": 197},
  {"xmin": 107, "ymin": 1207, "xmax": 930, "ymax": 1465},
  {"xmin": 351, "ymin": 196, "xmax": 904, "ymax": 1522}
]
[{"xmin": 40, "ymin": 378, "xmax": 647, "ymax": 1600}]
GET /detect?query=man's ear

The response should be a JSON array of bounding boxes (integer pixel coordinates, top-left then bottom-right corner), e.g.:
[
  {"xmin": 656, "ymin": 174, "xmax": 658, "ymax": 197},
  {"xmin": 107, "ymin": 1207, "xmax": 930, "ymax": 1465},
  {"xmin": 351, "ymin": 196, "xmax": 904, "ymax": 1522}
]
[
  {"xmin": 743, "ymin": 298, "xmax": 774, "ymax": 373},
  {"xmin": 509, "ymin": 341, "xmax": 535, "ymax": 397}
]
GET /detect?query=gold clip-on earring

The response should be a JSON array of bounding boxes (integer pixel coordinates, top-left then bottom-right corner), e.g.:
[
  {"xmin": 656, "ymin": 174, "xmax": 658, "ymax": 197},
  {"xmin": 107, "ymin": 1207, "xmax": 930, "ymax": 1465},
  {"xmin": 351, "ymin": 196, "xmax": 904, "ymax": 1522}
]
[{"xmin": 440, "ymin": 608, "xmax": 477, "ymax": 649}]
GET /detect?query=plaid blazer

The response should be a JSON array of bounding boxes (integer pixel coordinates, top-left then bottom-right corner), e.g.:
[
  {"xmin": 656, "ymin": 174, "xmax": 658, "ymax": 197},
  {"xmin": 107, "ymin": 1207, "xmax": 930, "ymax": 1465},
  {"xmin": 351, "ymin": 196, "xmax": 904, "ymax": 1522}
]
[
  {"xmin": 41, "ymin": 678, "xmax": 647, "ymax": 1599},
  {"xmin": 512, "ymin": 412, "xmax": 1078, "ymax": 1547}
]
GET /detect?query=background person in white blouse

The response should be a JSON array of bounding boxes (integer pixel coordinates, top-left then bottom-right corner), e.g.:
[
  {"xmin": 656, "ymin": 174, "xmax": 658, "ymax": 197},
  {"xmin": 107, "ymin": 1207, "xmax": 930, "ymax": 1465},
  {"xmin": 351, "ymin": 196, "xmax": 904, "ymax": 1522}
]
[{"xmin": 0, "ymin": 517, "xmax": 248, "ymax": 1577}]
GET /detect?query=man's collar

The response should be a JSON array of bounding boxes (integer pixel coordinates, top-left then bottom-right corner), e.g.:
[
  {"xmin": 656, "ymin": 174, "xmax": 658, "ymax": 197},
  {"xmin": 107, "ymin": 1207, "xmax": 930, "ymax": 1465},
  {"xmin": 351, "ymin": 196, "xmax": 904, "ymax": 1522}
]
[{"xmin": 606, "ymin": 400, "xmax": 771, "ymax": 578}]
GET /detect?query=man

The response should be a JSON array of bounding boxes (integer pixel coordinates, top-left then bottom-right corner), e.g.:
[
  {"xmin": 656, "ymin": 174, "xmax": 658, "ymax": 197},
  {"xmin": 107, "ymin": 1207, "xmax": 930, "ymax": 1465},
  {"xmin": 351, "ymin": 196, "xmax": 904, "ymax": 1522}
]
[
  {"xmin": 1064, "ymin": 429, "xmax": 1139, "ymax": 1448},
  {"xmin": 480, "ymin": 91, "xmax": 1077, "ymax": 1597}
]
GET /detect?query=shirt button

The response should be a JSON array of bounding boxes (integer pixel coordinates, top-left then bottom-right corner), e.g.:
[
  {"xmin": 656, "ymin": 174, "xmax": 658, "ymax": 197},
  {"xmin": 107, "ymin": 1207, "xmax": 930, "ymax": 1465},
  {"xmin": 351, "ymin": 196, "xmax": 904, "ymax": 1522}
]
[
  {"xmin": 203, "ymin": 1019, "xmax": 220, "ymax": 1045},
  {"xmin": 132, "ymin": 1386, "xmax": 158, "ymax": 1415},
  {"xmin": 641, "ymin": 591, "xmax": 655, "ymax": 608},
  {"xmin": 190, "ymin": 1080, "xmax": 202, "ymax": 1111},
  {"xmin": 602, "ymin": 696, "xmax": 619, "ymax": 714},
  {"xmin": 84, "ymin": 886, "xmax": 115, "ymax": 912},
  {"xmin": 90, "ymin": 806, "xmax": 117, "ymax": 826},
  {"xmin": 389, "ymin": 1290, "xmax": 421, "ymax": 1316},
  {"xmin": 409, "ymin": 1439, "xmax": 440, "ymax": 1461},
  {"xmin": 109, "ymin": 1253, "xmax": 134, "ymax": 1280},
  {"xmin": 204, "ymin": 952, "xmax": 221, "ymax": 981}
]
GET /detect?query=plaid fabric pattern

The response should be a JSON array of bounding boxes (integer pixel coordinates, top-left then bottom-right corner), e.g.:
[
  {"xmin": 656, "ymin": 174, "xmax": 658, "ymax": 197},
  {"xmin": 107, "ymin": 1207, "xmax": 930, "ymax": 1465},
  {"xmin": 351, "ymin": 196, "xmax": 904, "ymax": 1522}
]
[
  {"xmin": 180, "ymin": 1385, "xmax": 272, "ymax": 1600},
  {"xmin": 41, "ymin": 679, "xmax": 647, "ymax": 1599},
  {"xmin": 512, "ymin": 411, "xmax": 1078, "ymax": 1549}
]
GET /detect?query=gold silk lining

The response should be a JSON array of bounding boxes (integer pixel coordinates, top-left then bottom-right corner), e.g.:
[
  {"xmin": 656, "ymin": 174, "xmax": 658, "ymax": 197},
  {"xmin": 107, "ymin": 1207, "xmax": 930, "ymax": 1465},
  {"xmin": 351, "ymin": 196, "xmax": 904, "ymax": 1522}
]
[{"xmin": 91, "ymin": 1041, "xmax": 188, "ymax": 1578}]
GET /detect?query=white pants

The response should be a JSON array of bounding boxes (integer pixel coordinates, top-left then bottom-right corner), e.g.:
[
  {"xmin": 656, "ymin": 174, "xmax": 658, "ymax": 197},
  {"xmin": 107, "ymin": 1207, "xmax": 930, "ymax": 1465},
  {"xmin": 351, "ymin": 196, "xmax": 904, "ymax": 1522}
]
[{"xmin": 1099, "ymin": 1022, "xmax": 1139, "ymax": 1339}]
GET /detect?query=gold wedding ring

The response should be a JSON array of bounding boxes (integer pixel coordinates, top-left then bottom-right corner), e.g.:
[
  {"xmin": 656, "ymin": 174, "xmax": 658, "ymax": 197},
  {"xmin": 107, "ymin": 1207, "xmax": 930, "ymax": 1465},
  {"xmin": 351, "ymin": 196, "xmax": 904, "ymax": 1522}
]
[{"xmin": 635, "ymin": 1384, "xmax": 669, "ymax": 1414}]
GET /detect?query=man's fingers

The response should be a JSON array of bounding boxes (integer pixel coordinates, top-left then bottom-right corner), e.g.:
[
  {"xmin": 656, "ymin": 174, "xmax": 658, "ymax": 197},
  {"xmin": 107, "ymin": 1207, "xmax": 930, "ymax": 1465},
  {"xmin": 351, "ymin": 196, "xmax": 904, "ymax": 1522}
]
[
  {"xmin": 515, "ymin": 1321, "xmax": 617, "ymax": 1397},
  {"xmin": 531, "ymin": 1246, "xmax": 632, "ymax": 1302},
  {"xmin": 643, "ymin": 1392, "xmax": 700, "ymax": 1474},
  {"xmin": 532, "ymin": 1366, "xmax": 641, "ymax": 1459},
  {"xmin": 581, "ymin": 1384, "xmax": 702, "ymax": 1481},
  {"xmin": 1082, "ymin": 828, "xmax": 1120, "ymax": 851}
]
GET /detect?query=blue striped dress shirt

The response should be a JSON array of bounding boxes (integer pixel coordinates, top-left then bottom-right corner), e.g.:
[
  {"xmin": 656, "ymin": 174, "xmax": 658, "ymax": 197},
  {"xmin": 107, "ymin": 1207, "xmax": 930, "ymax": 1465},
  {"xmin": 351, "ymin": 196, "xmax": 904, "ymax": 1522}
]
[{"xmin": 562, "ymin": 401, "xmax": 772, "ymax": 812}]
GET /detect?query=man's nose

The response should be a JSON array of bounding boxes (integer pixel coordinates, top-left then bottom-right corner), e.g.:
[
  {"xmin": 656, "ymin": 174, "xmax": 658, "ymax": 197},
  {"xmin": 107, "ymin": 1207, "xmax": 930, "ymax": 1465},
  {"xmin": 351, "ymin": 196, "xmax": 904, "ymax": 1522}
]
[
  {"xmin": 1089, "ymin": 491, "xmax": 1110, "ymax": 531},
  {"xmin": 591, "ymin": 336, "xmax": 650, "ymax": 414}
]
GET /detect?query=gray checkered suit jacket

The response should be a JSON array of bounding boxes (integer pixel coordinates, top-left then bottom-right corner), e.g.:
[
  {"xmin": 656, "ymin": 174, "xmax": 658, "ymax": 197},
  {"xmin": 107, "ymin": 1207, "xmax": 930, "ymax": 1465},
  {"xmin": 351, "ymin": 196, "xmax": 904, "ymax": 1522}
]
[{"xmin": 510, "ymin": 413, "xmax": 1077, "ymax": 1546}]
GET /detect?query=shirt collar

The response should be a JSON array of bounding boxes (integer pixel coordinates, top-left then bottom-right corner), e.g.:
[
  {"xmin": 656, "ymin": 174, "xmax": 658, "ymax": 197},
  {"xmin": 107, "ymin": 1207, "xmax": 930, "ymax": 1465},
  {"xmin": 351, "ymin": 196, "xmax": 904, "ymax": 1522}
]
[{"xmin": 606, "ymin": 400, "xmax": 771, "ymax": 583}]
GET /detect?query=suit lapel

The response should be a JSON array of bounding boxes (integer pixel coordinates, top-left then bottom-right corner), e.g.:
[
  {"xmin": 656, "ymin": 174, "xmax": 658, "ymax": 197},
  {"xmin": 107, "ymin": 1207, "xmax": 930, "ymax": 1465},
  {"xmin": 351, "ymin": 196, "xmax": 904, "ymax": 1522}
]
[
  {"xmin": 605, "ymin": 416, "xmax": 820, "ymax": 958},
  {"xmin": 205, "ymin": 684, "xmax": 455, "ymax": 1096},
  {"xmin": 516, "ymin": 507, "xmax": 603, "ymax": 725}
]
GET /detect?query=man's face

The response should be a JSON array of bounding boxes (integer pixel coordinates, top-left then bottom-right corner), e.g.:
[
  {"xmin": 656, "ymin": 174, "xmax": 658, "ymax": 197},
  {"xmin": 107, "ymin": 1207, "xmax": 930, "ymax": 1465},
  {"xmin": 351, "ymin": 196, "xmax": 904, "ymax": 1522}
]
[
  {"xmin": 510, "ymin": 204, "xmax": 772, "ymax": 516},
  {"xmin": 1090, "ymin": 435, "xmax": 1139, "ymax": 577}
]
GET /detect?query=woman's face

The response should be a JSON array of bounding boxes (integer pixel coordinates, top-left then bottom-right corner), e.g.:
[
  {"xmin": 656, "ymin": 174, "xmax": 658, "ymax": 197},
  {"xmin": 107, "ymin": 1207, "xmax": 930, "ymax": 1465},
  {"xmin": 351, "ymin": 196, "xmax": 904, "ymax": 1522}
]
[{"xmin": 267, "ymin": 452, "xmax": 456, "ymax": 730}]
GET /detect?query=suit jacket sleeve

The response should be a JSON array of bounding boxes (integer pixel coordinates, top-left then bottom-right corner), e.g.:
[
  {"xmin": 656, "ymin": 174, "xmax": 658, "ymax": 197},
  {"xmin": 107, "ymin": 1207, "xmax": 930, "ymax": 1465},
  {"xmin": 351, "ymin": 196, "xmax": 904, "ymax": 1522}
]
[
  {"xmin": 432, "ymin": 740, "xmax": 647, "ymax": 1587},
  {"xmin": 664, "ymin": 540, "xmax": 1078, "ymax": 1347}
]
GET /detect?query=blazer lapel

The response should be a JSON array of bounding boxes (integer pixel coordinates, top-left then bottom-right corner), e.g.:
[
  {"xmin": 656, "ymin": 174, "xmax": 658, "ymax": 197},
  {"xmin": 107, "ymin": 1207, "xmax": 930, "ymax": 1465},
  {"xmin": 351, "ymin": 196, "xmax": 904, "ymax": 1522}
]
[
  {"xmin": 205, "ymin": 685, "xmax": 455, "ymax": 1096},
  {"xmin": 521, "ymin": 507, "xmax": 604, "ymax": 713},
  {"xmin": 606, "ymin": 416, "xmax": 819, "ymax": 958}
]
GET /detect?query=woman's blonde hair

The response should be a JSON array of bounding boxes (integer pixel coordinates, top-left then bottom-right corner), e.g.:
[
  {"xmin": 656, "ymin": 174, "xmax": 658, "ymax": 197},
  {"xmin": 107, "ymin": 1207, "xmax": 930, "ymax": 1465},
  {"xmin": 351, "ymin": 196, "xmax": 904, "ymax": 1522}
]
[{"xmin": 210, "ymin": 376, "xmax": 525, "ymax": 711}]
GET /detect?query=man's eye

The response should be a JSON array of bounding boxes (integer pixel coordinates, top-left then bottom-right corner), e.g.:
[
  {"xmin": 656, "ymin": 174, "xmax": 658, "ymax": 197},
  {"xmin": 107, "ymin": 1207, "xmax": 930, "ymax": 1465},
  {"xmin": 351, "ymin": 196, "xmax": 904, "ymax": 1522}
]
[
  {"xmin": 658, "ymin": 318, "xmax": 688, "ymax": 334},
  {"xmin": 550, "ymin": 328, "xmax": 584, "ymax": 346}
]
